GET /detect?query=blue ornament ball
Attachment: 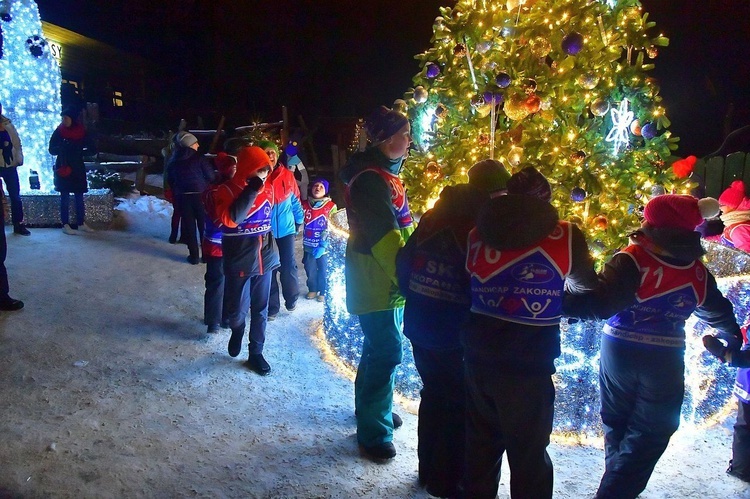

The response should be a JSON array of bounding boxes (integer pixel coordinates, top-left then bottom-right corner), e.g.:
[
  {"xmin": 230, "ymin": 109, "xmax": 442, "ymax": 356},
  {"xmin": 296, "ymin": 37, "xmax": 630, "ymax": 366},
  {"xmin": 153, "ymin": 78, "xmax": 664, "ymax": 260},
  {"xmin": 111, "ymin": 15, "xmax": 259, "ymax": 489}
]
[
  {"xmin": 641, "ymin": 122, "xmax": 657, "ymax": 140},
  {"xmin": 496, "ymin": 72, "xmax": 512, "ymax": 88},
  {"xmin": 425, "ymin": 63, "xmax": 441, "ymax": 79},
  {"xmin": 562, "ymin": 32, "xmax": 584, "ymax": 55},
  {"xmin": 571, "ymin": 187, "xmax": 587, "ymax": 202},
  {"xmin": 483, "ymin": 91, "xmax": 503, "ymax": 105}
]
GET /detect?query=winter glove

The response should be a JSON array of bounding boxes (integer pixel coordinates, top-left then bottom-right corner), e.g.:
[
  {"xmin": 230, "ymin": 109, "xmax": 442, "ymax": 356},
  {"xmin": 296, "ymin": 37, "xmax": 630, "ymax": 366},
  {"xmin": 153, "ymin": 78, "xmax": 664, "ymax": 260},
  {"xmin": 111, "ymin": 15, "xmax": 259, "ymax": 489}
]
[
  {"xmin": 312, "ymin": 245, "xmax": 325, "ymax": 259},
  {"xmin": 245, "ymin": 175, "xmax": 264, "ymax": 193},
  {"xmin": 703, "ymin": 335, "xmax": 728, "ymax": 362}
]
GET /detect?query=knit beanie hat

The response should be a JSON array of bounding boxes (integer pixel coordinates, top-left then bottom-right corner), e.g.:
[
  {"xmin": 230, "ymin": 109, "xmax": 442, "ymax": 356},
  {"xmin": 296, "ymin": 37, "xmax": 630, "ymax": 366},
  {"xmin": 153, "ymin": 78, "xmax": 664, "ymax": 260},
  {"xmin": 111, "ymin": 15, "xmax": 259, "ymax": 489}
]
[
  {"xmin": 61, "ymin": 107, "xmax": 79, "ymax": 122},
  {"xmin": 364, "ymin": 106, "xmax": 409, "ymax": 145},
  {"xmin": 310, "ymin": 178, "xmax": 329, "ymax": 195},
  {"xmin": 467, "ymin": 159, "xmax": 511, "ymax": 194},
  {"xmin": 643, "ymin": 194, "xmax": 720, "ymax": 231},
  {"xmin": 506, "ymin": 166, "xmax": 552, "ymax": 203},
  {"xmin": 256, "ymin": 140, "xmax": 279, "ymax": 155},
  {"xmin": 718, "ymin": 180, "xmax": 749, "ymax": 210},
  {"xmin": 176, "ymin": 131, "xmax": 198, "ymax": 148}
]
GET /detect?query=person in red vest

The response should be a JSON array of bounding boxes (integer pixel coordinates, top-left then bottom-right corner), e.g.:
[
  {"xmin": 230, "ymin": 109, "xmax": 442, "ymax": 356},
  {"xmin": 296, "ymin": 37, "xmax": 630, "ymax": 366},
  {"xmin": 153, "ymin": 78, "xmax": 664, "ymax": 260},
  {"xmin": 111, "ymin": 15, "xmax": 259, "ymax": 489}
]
[
  {"xmin": 463, "ymin": 166, "xmax": 598, "ymax": 498},
  {"xmin": 718, "ymin": 180, "xmax": 750, "ymax": 252},
  {"xmin": 301, "ymin": 178, "xmax": 337, "ymax": 302},
  {"xmin": 565, "ymin": 194, "xmax": 742, "ymax": 499},
  {"xmin": 204, "ymin": 146, "xmax": 279, "ymax": 375}
]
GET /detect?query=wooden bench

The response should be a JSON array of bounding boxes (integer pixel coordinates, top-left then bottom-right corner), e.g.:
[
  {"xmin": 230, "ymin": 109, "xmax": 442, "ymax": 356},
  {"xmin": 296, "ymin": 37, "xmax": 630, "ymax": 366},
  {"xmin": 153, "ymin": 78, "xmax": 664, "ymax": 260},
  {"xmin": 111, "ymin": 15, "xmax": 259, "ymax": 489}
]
[
  {"xmin": 693, "ymin": 151, "xmax": 750, "ymax": 199},
  {"xmin": 84, "ymin": 152, "xmax": 156, "ymax": 193}
]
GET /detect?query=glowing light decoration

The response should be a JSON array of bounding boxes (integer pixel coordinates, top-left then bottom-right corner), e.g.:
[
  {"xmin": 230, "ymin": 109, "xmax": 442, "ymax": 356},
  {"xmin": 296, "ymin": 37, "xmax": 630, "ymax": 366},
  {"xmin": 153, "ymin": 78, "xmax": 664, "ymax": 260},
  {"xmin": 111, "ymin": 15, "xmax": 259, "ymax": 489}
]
[
  {"xmin": 605, "ymin": 99, "xmax": 634, "ymax": 156},
  {"xmin": 323, "ymin": 211, "xmax": 750, "ymax": 441},
  {"xmin": 0, "ymin": 0, "xmax": 62, "ymax": 192}
]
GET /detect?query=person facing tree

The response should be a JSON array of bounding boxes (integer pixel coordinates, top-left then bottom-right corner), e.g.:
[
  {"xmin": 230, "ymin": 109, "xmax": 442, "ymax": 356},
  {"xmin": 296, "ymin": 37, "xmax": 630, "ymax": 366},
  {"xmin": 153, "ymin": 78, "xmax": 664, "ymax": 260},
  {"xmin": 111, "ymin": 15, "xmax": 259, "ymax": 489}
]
[
  {"xmin": 0, "ymin": 101, "xmax": 29, "ymax": 236},
  {"xmin": 340, "ymin": 106, "xmax": 414, "ymax": 462}
]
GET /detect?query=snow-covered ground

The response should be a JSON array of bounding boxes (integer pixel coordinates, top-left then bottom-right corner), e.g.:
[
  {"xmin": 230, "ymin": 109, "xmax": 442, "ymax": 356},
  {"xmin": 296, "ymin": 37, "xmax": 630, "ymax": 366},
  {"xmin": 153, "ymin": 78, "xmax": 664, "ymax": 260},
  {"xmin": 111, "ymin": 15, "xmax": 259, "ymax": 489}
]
[{"xmin": 0, "ymin": 193, "xmax": 749, "ymax": 498}]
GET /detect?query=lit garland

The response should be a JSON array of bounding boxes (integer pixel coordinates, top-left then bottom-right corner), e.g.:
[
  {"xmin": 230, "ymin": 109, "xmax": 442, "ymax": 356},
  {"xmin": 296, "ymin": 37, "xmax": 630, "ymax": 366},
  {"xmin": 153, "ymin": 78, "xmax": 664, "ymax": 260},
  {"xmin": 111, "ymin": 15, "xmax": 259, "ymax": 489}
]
[
  {"xmin": 322, "ymin": 212, "xmax": 750, "ymax": 441},
  {"xmin": 401, "ymin": 0, "xmax": 682, "ymax": 261},
  {"xmin": 0, "ymin": 0, "xmax": 62, "ymax": 193}
]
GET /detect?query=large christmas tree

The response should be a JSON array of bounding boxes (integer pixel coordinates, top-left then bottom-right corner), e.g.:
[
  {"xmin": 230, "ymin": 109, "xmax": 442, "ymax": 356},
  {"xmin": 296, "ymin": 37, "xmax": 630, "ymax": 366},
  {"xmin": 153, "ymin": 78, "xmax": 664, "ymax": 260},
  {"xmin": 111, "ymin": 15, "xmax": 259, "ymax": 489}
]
[
  {"xmin": 401, "ymin": 0, "xmax": 690, "ymax": 259},
  {"xmin": 0, "ymin": 0, "xmax": 61, "ymax": 192}
]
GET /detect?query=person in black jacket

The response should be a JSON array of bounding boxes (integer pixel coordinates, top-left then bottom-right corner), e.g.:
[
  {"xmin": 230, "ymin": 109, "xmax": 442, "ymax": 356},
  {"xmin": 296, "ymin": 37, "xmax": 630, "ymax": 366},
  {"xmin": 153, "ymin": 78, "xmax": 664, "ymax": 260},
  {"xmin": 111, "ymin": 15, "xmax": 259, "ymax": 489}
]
[
  {"xmin": 48, "ymin": 107, "xmax": 96, "ymax": 235},
  {"xmin": 396, "ymin": 182, "xmax": 487, "ymax": 498},
  {"xmin": 565, "ymin": 194, "xmax": 742, "ymax": 499},
  {"xmin": 463, "ymin": 166, "xmax": 598, "ymax": 499},
  {"xmin": 0, "ymin": 178, "xmax": 23, "ymax": 311},
  {"xmin": 166, "ymin": 132, "xmax": 216, "ymax": 264}
]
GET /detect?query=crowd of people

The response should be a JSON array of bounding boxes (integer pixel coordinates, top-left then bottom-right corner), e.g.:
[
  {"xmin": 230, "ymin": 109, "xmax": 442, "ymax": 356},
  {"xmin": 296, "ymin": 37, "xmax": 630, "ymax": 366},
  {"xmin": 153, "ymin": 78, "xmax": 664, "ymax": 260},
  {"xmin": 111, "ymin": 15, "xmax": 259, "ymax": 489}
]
[{"xmin": 3, "ymin": 100, "xmax": 750, "ymax": 498}]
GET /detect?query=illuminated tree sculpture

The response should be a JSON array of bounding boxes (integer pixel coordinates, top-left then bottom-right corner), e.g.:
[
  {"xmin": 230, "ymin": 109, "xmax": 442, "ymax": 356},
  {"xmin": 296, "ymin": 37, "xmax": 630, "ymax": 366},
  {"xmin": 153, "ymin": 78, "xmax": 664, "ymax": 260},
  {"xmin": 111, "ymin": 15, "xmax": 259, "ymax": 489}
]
[
  {"xmin": 0, "ymin": 0, "xmax": 62, "ymax": 192},
  {"xmin": 402, "ymin": 0, "xmax": 689, "ymax": 259}
]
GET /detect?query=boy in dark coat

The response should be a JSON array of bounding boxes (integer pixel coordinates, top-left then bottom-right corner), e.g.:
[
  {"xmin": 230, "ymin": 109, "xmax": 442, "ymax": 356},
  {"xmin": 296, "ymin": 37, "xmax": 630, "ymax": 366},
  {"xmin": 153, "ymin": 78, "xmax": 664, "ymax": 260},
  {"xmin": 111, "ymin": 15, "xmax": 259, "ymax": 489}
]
[
  {"xmin": 204, "ymin": 146, "xmax": 279, "ymax": 375},
  {"xmin": 463, "ymin": 167, "xmax": 598, "ymax": 498},
  {"xmin": 566, "ymin": 194, "xmax": 742, "ymax": 499},
  {"xmin": 396, "ymin": 182, "xmax": 487, "ymax": 497}
]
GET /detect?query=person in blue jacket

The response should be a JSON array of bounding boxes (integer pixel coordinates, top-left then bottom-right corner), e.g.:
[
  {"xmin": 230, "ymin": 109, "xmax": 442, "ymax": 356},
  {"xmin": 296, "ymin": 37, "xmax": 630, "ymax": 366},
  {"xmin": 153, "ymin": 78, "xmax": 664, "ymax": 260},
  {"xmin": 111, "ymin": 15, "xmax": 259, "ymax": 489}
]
[
  {"xmin": 259, "ymin": 140, "xmax": 304, "ymax": 319},
  {"xmin": 396, "ymin": 182, "xmax": 487, "ymax": 497},
  {"xmin": 566, "ymin": 194, "xmax": 742, "ymax": 499}
]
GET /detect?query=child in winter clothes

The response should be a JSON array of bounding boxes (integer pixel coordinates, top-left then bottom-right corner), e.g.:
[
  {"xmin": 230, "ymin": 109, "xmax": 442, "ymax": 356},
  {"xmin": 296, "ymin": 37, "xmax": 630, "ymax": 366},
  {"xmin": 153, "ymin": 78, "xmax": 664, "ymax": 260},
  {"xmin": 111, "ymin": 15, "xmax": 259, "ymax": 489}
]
[
  {"xmin": 396, "ymin": 182, "xmax": 487, "ymax": 498},
  {"xmin": 717, "ymin": 180, "xmax": 750, "ymax": 252},
  {"xmin": 704, "ymin": 325, "xmax": 750, "ymax": 483},
  {"xmin": 203, "ymin": 146, "xmax": 279, "ymax": 375},
  {"xmin": 166, "ymin": 132, "xmax": 216, "ymax": 264},
  {"xmin": 48, "ymin": 107, "xmax": 97, "ymax": 235},
  {"xmin": 301, "ymin": 178, "xmax": 337, "ymax": 302},
  {"xmin": 201, "ymin": 140, "xmax": 242, "ymax": 335},
  {"xmin": 565, "ymin": 194, "xmax": 743, "ymax": 499},
  {"xmin": 463, "ymin": 166, "xmax": 598, "ymax": 499},
  {"xmin": 259, "ymin": 140, "xmax": 304, "ymax": 319},
  {"xmin": 340, "ymin": 105, "xmax": 414, "ymax": 461}
]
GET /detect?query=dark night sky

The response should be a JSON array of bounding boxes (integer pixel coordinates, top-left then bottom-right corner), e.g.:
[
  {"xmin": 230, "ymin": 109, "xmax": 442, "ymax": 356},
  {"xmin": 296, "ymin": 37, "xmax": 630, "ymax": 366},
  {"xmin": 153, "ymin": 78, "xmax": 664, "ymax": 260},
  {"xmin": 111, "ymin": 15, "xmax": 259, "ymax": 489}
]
[{"xmin": 35, "ymin": 1, "xmax": 750, "ymax": 155}]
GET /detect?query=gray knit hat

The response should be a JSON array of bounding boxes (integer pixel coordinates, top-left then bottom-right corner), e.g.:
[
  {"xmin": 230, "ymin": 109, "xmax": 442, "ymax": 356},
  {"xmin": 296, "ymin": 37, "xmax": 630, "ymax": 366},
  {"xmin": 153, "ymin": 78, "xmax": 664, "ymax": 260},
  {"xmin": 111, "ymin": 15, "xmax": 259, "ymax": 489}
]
[{"xmin": 175, "ymin": 131, "xmax": 198, "ymax": 148}]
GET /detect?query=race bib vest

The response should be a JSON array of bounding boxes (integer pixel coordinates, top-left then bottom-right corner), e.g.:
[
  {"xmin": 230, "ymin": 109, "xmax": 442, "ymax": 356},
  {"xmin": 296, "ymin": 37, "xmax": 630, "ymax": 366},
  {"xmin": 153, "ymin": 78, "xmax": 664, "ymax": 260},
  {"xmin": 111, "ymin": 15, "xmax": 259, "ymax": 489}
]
[
  {"xmin": 222, "ymin": 189, "xmax": 273, "ymax": 236},
  {"xmin": 302, "ymin": 199, "xmax": 336, "ymax": 248},
  {"xmin": 408, "ymin": 224, "xmax": 470, "ymax": 306},
  {"xmin": 465, "ymin": 222, "xmax": 572, "ymax": 326},
  {"xmin": 346, "ymin": 167, "xmax": 414, "ymax": 230},
  {"xmin": 604, "ymin": 245, "xmax": 708, "ymax": 348}
]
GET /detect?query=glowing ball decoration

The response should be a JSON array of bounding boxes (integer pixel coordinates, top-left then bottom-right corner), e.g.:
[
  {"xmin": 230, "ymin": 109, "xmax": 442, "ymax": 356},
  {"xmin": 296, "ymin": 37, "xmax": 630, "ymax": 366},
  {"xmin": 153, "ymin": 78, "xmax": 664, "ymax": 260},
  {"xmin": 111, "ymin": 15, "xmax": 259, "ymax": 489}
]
[
  {"xmin": 0, "ymin": 0, "xmax": 62, "ymax": 193},
  {"xmin": 322, "ymin": 212, "xmax": 748, "ymax": 441}
]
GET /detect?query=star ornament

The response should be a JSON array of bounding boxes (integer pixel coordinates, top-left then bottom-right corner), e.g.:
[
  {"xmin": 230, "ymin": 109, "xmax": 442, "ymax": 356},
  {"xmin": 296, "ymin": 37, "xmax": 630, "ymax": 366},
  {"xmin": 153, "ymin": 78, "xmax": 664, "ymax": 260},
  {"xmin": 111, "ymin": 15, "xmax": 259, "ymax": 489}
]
[{"xmin": 605, "ymin": 99, "xmax": 634, "ymax": 156}]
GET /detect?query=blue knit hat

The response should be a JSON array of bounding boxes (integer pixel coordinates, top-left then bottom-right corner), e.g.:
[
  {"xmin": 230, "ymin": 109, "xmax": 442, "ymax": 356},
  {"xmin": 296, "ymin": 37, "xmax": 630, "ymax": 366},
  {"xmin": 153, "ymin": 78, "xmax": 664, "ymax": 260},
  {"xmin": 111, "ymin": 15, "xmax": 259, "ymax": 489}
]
[
  {"xmin": 310, "ymin": 178, "xmax": 329, "ymax": 195},
  {"xmin": 365, "ymin": 106, "xmax": 408, "ymax": 146}
]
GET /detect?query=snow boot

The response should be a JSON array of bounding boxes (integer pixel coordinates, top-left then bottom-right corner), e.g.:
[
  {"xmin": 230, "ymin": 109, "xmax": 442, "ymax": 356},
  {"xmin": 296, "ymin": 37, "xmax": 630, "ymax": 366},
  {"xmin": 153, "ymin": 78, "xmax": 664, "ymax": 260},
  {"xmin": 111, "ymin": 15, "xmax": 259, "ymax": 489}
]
[
  {"xmin": 359, "ymin": 442, "xmax": 396, "ymax": 462},
  {"xmin": 245, "ymin": 353, "xmax": 271, "ymax": 376},
  {"xmin": 228, "ymin": 327, "xmax": 244, "ymax": 357}
]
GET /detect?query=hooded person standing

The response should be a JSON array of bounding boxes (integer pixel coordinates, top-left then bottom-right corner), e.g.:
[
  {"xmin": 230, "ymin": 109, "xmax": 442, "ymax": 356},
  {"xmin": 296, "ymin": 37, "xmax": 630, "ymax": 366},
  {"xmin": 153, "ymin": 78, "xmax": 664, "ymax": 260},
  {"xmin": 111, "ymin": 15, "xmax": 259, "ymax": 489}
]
[
  {"xmin": 203, "ymin": 146, "xmax": 279, "ymax": 375},
  {"xmin": 463, "ymin": 167, "xmax": 598, "ymax": 498},
  {"xmin": 339, "ymin": 106, "xmax": 414, "ymax": 461},
  {"xmin": 48, "ymin": 107, "xmax": 96, "ymax": 235},
  {"xmin": 396, "ymin": 182, "xmax": 487, "ymax": 497},
  {"xmin": 166, "ymin": 131, "xmax": 216, "ymax": 264},
  {"xmin": 0, "ymin": 102, "xmax": 30, "ymax": 235},
  {"xmin": 564, "ymin": 194, "xmax": 742, "ymax": 499}
]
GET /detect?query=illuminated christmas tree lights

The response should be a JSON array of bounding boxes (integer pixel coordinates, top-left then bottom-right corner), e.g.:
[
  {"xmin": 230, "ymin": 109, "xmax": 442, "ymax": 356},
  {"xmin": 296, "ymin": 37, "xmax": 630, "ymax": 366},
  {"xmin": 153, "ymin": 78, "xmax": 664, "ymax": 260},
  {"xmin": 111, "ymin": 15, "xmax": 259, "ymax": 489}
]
[
  {"xmin": 401, "ymin": 0, "xmax": 690, "ymax": 260},
  {"xmin": 0, "ymin": 0, "xmax": 61, "ymax": 192}
]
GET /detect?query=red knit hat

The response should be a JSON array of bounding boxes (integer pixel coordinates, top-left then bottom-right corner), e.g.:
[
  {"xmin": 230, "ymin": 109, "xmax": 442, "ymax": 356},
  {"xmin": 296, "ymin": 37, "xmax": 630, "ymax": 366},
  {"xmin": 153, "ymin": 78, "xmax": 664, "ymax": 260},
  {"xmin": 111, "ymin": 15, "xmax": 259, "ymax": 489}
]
[
  {"xmin": 643, "ymin": 194, "xmax": 720, "ymax": 231},
  {"xmin": 718, "ymin": 180, "xmax": 749, "ymax": 210}
]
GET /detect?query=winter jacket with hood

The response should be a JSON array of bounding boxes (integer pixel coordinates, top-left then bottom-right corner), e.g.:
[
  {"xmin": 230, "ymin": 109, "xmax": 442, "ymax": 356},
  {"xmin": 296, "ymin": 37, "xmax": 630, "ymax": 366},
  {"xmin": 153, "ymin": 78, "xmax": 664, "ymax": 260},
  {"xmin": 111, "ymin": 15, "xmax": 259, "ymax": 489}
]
[
  {"xmin": 563, "ymin": 225, "xmax": 742, "ymax": 349},
  {"xmin": 269, "ymin": 163, "xmax": 304, "ymax": 239},
  {"xmin": 48, "ymin": 121, "xmax": 95, "ymax": 193},
  {"xmin": 397, "ymin": 184, "xmax": 487, "ymax": 351},
  {"xmin": 464, "ymin": 194, "xmax": 598, "ymax": 375},
  {"xmin": 203, "ymin": 146, "xmax": 279, "ymax": 278},
  {"xmin": 0, "ymin": 115, "xmax": 23, "ymax": 168},
  {"xmin": 166, "ymin": 147, "xmax": 216, "ymax": 196},
  {"xmin": 340, "ymin": 147, "xmax": 414, "ymax": 315}
]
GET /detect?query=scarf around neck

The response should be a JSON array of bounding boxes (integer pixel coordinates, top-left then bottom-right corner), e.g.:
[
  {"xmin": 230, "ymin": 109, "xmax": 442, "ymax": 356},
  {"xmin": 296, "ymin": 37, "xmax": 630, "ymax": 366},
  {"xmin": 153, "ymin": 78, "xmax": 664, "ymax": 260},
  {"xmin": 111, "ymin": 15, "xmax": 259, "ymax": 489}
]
[
  {"xmin": 721, "ymin": 210, "xmax": 750, "ymax": 227},
  {"xmin": 57, "ymin": 122, "xmax": 86, "ymax": 141}
]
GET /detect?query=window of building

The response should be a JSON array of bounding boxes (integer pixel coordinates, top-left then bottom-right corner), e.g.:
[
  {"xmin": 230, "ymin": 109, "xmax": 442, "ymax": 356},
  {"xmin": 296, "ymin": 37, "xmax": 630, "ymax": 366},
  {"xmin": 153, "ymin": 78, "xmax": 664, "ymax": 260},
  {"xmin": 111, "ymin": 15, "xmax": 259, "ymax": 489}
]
[{"xmin": 113, "ymin": 90, "xmax": 124, "ymax": 107}]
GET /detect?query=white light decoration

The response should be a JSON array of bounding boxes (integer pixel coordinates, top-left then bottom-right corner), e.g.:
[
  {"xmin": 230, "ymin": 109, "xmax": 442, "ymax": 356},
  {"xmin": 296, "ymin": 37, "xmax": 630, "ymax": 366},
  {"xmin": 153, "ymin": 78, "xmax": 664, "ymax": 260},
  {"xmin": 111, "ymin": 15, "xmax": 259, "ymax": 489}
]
[
  {"xmin": 0, "ymin": 0, "xmax": 62, "ymax": 193},
  {"xmin": 322, "ymin": 211, "xmax": 749, "ymax": 441},
  {"xmin": 605, "ymin": 98, "xmax": 634, "ymax": 156}
]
